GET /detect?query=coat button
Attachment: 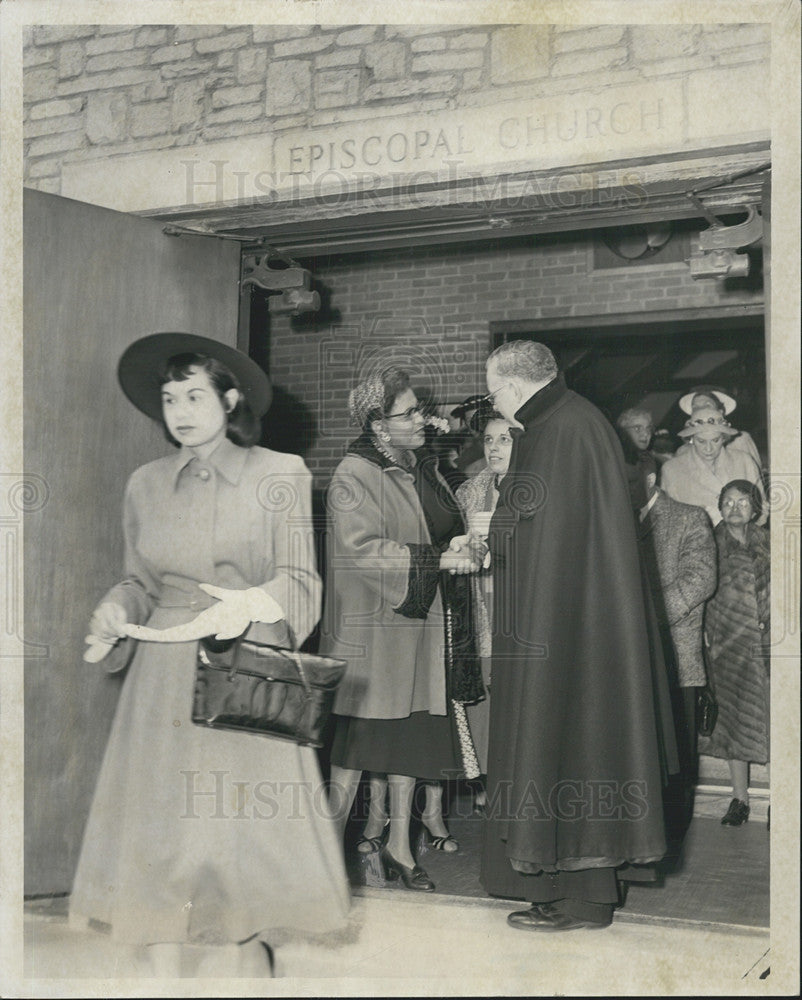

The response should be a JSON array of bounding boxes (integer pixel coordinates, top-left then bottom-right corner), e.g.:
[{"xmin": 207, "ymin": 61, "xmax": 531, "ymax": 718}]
[{"xmin": 198, "ymin": 468, "xmax": 210, "ymax": 481}]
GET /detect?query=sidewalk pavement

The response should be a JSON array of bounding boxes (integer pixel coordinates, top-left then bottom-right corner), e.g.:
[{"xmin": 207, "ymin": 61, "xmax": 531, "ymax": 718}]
[{"xmin": 21, "ymin": 887, "xmax": 775, "ymax": 997}]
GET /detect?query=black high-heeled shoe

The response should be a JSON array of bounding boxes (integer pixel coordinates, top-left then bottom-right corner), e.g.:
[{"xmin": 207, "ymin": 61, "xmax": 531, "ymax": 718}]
[
  {"xmin": 416, "ymin": 821, "xmax": 459, "ymax": 853},
  {"xmin": 356, "ymin": 818, "xmax": 390, "ymax": 853},
  {"xmin": 721, "ymin": 797, "xmax": 750, "ymax": 826},
  {"xmin": 380, "ymin": 846, "xmax": 435, "ymax": 892}
]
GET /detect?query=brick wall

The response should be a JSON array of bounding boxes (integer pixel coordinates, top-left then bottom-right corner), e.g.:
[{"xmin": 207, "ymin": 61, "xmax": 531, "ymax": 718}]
[
  {"xmin": 264, "ymin": 232, "xmax": 763, "ymax": 482},
  {"xmin": 23, "ymin": 23, "xmax": 770, "ymax": 192}
]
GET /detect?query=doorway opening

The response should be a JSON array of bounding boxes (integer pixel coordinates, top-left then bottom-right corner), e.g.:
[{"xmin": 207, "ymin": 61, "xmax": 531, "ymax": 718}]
[{"xmin": 491, "ymin": 307, "xmax": 767, "ymax": 464}]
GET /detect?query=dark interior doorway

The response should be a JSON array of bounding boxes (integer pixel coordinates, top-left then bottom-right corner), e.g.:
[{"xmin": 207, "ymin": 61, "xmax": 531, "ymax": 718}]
[{"xmin": 491, "ymin": 309, "xmax": 767, "ymax": 464}]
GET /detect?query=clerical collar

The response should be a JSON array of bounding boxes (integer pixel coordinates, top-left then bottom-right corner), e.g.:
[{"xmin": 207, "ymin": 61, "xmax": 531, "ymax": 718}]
[{"xmin": 514, "ymin": 374, "xmax": 565, "ymax": 426}]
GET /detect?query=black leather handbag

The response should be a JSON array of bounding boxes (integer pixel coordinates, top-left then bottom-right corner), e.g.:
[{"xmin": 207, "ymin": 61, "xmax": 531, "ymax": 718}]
[
  {"xmin": 192, "ymin": 632, "xmax": 347, "ymax": 748},
  {"xmin": 697, "ymin": 645, "xmax": 719, "ymax": 738},
  {"xmin": 697, "ymin": 685, "xmax": 719, "ymax": 737}
]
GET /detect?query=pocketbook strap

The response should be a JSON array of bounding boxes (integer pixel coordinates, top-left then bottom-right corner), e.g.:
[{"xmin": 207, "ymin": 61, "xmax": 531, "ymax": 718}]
[{"xmin": 227, "ymin": 622, "xmax": 312, "ymax": 697}]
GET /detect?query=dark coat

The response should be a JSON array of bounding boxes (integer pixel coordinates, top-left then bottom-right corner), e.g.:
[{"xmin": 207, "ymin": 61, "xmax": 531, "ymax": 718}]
[
  {"xmin": 639, "ymin": 490, "xmax": 718, "ymax": 687},
  {"xmin": 482, "ymin": 376, "xmax": 669, "ymax": 879}
]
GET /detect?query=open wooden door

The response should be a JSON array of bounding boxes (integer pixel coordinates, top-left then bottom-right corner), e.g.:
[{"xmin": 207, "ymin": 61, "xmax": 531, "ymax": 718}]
[{"xmin": 23, "ymin": 190, "xmax": 241, "ymax": 895}]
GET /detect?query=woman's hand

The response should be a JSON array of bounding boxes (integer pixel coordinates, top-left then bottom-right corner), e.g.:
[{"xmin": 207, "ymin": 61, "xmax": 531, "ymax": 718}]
[
  {"xmin": 440, "ymin": 547, "xmax": 482, "ymax": 575},
  {"xmin": 446, "ymin": 534, "xmax": 488, "ymax": 571},
  {"xmin": 84, "ymin": 601, "xmax": 129, "ymax": 662},
  {"xmin": 122, "ymin": 584, "xmax": 285, "ymax": 643}
]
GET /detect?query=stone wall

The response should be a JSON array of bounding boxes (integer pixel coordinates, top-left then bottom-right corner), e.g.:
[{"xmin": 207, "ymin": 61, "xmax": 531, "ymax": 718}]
[{"xmin": 23, "ymin": 22, "xmax": 770, "ymax": 195}]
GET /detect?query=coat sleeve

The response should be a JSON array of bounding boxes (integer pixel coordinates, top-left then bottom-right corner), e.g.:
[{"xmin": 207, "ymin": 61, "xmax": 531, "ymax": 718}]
[
  {"xmin": 97, "ymin": 472, "xmax": 161, "ymax": 673},
  {"xmin": 257, "ymin": 457, "xmax": 322, "ymax": 647},
  {"xmin": 328, "ymin": 463, "xmax": 439, "ymax": 619},
  {"xmin": 662, "ymin": 506, "xmax": 718, "ymax": 626}
]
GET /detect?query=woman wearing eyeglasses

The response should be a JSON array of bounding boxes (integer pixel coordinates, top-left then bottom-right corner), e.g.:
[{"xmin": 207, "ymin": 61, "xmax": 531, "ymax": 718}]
[
  {"xmin": 321, "ymin": 367, "xmax": 485, "ymax": 891},
  {"xmin": 699, "ymin": 480, "xmax": 770, "ymax": 826},
  {"xmin": 660, "ymin": 408, "xmax": 767, "ymax": 526}
]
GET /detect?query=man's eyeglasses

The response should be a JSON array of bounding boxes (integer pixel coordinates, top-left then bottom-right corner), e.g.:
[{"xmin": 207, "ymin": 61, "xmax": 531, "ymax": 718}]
[
  {"xmin": 481, "ymin": 382, "xmax": 513, "ymax": 406},
  {"xmin": 385, "ymin": 403, "xmax": 423, "ymax": 420}
]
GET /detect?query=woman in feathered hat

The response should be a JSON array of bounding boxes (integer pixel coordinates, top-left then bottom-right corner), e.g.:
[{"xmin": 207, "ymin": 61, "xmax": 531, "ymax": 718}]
[
  {"xmin": 70, "ymin": 333, "xmax": 349, "ymax": 976},
  {"xmin": 660, "ymin": 407, "xmax": 767, "ymax": 526},
  {"xmin": 320, "ymin": 366, "xmax": 485, "ymax": 891},
  {"xmin": 675, "ymin": 384, "xmax": 764, "ymax": 471}
]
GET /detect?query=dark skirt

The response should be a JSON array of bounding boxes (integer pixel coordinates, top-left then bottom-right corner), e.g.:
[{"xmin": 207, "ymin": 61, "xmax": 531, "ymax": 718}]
[{"xmin": 330, "ymin": 710, "xmax": 461, "ymax": 780}]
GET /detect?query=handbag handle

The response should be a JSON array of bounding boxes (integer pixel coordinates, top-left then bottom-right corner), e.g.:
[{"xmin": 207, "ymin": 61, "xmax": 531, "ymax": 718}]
[{"xmin": 227, "ymin": 622, "xmax": 312, "ymax": 698}]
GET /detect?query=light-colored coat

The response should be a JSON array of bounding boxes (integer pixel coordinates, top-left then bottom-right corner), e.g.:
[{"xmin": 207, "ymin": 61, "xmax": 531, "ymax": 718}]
[
  {"xmin": 321, "ymin": 449, "xmax": 448, "ymax": 720},
  {"xmin": 639, "ymin": 490, "xmax": 717, "ymax": 686},
  {"xmin": 660, "ymin": 444, "xmax": 766, "ymax": 526},
  {"xmin": 455, "ymin": 467, "xmax": 498, "ymax": 659},
  {"xmin": 69, "ymin": 438, "xmax": 349, "ymax": 945}
]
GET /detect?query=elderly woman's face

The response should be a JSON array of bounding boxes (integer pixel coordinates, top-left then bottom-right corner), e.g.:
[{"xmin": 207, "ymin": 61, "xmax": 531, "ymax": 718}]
[
  {"xmin": 694, "ymin": 432, "xmax": 726, "ymax": 462},
  {"xmin": 621, "ymin": 417, "xmax": 653, "ymax": 451},
  {"xmin": 720, "ymin": 487, "xmax": 754, "ymax": 525},
  {"xmin": 483, "ymin": 418, "xmax": 514, "ymax": 474},
  {"xmin": 382, "ymin": 387, "xmax": 427, "ymax": 450}
]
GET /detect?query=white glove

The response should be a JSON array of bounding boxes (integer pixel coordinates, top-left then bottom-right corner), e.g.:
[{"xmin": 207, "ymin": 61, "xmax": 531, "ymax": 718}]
[
  {"xmin": 83, "ymin": 601, "xmax": 129, "ymax": 662},
  {"xmin": 122, "ymin": 584, "xmax": 284, "ymax": 643}
]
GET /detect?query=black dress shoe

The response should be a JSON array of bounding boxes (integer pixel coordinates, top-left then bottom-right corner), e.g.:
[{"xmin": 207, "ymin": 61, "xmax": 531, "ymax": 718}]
[
  {"xmin": 721, "ymin": 798, "xmax": 750, "ymax": 826},
  {"xmin": 506, "ymin": 903, "xmax": 610, "ymax": 932},
  {"xmin": 380, "ymin": 846, "xmax": 435, "ymax": 892}
]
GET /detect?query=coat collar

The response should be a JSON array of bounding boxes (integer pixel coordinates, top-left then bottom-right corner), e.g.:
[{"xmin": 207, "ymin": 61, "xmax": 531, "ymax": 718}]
[
  {"xmin": 171, "ymin": 435, "xmax": 248, "ymax": 488},
  {"xmin": 347, "ymin": 432, "xmax": 419, "ymax": 474},
  {"xmin": 514, "ymin": 373, "xmax": 566, "ymax": 428}
]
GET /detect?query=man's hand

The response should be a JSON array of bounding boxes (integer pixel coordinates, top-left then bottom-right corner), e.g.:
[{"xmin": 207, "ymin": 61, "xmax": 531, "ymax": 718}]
[{"xmin": 447, "ymin": 533, "xmax": 489, "ymax": 570}]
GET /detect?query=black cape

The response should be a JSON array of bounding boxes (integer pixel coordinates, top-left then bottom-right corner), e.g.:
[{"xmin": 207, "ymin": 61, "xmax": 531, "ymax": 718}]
[{"xmin": 481, "ymin": 376, "xmax": 675, "ymax": 883}]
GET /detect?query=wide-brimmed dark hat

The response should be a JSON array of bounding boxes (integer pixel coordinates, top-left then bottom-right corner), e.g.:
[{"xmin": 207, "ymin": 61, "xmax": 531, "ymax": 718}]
[{"xmin": 118, "ymin": 332, "xmax": 272, "ymax": 420}]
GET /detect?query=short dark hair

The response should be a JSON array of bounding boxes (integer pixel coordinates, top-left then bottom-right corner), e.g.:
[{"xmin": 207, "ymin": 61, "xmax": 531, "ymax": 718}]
[
  {"xmin": 479, "ymin": 409, "xmax": 511, "ymax": 435},
  {"xmin": 487, "ymin": 341, "xmax": 558, "ymax": 384},
  {"xmin": 158, "ymin": 352, "xmax": 260, "ymax": 448},
  {"xmin": 718, "ymin": 479, "xmax": 763, "ymax": 519}
]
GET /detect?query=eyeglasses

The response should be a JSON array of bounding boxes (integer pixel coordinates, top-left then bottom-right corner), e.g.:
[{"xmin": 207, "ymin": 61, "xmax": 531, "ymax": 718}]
[
  {"xmin": 385, "ymin": 403, "xmax": 423, "ymax": 420},
  {"xmin": 721, "ymin": 497, "xmax": 752, "ymax": 508},
  {"xmin": 482, "ymin": 382, "xmax": 513, "ymax": 405}
]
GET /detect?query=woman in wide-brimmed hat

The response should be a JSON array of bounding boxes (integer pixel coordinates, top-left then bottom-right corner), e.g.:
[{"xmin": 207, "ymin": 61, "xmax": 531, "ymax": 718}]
[
  {"xmin": 70, "ymin": 333, "xmax": 349, "ymax": 976},
  {"xmin": 675, "ymin": 384, "xmax": 764, "ymax": 471},
  {"xmin": 660, "ymin": 408, "xmax": 767, "ymax": 526}
]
